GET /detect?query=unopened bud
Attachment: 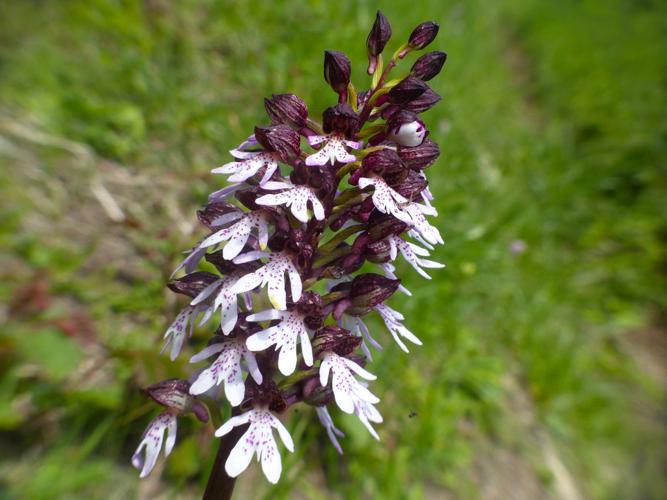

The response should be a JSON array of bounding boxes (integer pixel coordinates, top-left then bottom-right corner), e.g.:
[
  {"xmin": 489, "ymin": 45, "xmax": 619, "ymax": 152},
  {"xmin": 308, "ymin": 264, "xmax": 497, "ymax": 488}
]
[
  {"xmin": 323, "ymin": 50, "xmax": 351, "ymax": 94},
  {"xmin": 366, "ymin": 10, "xmax": 392, "ymax": 74},
  {"xmin": 361, "ymin": 148, "xmax": 405, "ymax": 176},
  {"xmin": 322, "ymin": 103, "xmax": 360, "ymax": 138},
  {"xmin": 347, "ymin": 273, "xmax": 399, "ymax": 315},
  {"xmin": 144, "ymin": 379, "xmax": 209, "ymax": 423},
  {"xmin": 387, "ymin": 76, "xmax": 428, "ymax": 106},
  {"xmin": 313, "ymin": 325, "xmax": 362, "ymax": 357},
  {"xmin": 408, "ymin": 22, "xmax": 439, "ymax": 50},
  {"xmin": 410, "ymin": 51, "xmax": 447, "ymax": 81},
  {"xmin": 397, "ymin": 138, "xmax": 440, "ymax": 170},
  {"xmin": 264, "ymin": 93, "xmax": 308, "ymax": 129},
  {"xmin": 254, "ymin": 124, "xmax": 301, "ymax": 162},
  {"xmin": 197, "ymin": 202, "xmax": 241, "ymax": 229},
  {"xmin": 168, "ymin": 272, "xmax": 220, "ymax": 298},
  {"xmin": 302, "ymin": 376, "xmax": 335, "ymax": 406},
  {"xmin": 364, "ymin": 238, "xmax": 392, "ymax": 263},
  {"xmin": 389, "ymin": 169, "xmax": 428, "ymax": 201},
  {"xmin": 387, "ymin": 110, "xmax": 427, "ymax": 147},
  {"xmin": 402, "ymin": 87, "xmax": 441, "ymax": 114},
  {"xmin": 296, "ymin": 292, "xmax": 324, "ymax": 329},
  {"xmin": 367, "ymin": 213, "xmax": 409, "ymax": 240}
]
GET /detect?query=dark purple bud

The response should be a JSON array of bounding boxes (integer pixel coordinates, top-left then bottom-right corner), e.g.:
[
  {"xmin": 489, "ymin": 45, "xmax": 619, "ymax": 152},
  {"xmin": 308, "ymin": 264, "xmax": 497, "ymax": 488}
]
[
  {"xmin": 235, "ymin": 187, "xmax": 261, "ymax": 211},
  {"xmin": 367, "ymin": 10, "xmax": 392, "ymax": 57},
  {"xmin": 347, "ymin": 273, "xmax": 399, "ymax": 315},
  {"xmin": 264, "ymin": 93, "xmax": 308, "ymax": 128},
  {"xmin": 197, "ymin": 202, "xmax": 240, "ymax": 230},
  {"xmin": 205, "ymin": 250, "xmax": 260, "ymax": 276},
  {"xmin": 367, "ymin": 213, "xmax": 409, "ymax": 240},
  {"xmin": 322, "ymin": 103, "xmax": 360, "ymax": 139},
  {"xmin": 301, "ymin": 376, "xmax": 335, "ymax": 406},
  {"xmin": 324, "ymin": 50, "xmax": 351, "ymax": 94},
  {"xmin": 245, "ymin": 379, "xmax": 287, "ymax": 413},
  {"xmin": 143, "ymin": 379, "xmax": 208, "ymax": 422},
  {"xmin": 410, "ymin": 51, "xmax": 447, "ymax": 81},
  {"xmin": 168, "ymin": 271, "xmax": 219, "ymax": 298},
  {"xmin": 313, "ymin": 325, "xmax": 362, "ymax": 357},
  {"xmin": 389, "ymin": 169, "xmax": 428, "ymax": 201},
  {"xmin": 364, "ymin": 237, "xmax": 392, "ymax": 263},
  {"xmin": 366, "ymin": 10, "xmax": 392, "ymax": 74},
  {"xmin": 254, "ymin": 124, "xmax": 301, "ymax": 162},
  {"xmin": 361, "ymin": 148, "xmax": 405, "ymax": 176},
  {"xmin": 408, "ymin": 22, "xmax": 439, "ymax": 50},
  {"xmin": 296, "ymin": 291, "xmax": 324, "ymax": 329},
  {"xmin": 397, "ymin": 138, "xmax": 440, "ymax": 170},
  {"xmin": 386, "ymin": 110, "xmax": 427, "ymax": 147},
  {"xmin": 387, "ymin": 76, "xmax": 428, "ymax": 106},
  {"xmin": 402, "ymin": 87, "xmax": 442, "ymax": 114}
]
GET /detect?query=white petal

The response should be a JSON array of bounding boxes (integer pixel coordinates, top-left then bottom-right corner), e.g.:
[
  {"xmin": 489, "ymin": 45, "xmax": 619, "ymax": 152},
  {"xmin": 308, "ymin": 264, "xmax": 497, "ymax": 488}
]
[
  {"xmin": 288, "ymin": 268, "xmax": 302, "ymax": 303},
  {"xmin": 300, "ymin": 330, "xmax": 313, "ymax": 367},
  {"xmin": 215, "ymin": 412, "xmax": 251, "ymax": 437},
  {"xmin": 164, "ymin": 415, "xmax": 177, "ymax": 456},
  {"xmin": 225, "ymin": 427, "xmax": 256, "ymax": 478},
  {"xmin": 271, "ymin": 416, "xmax": 295, "ymax": 452},
  {"xmin": 189, "ymin": 369, "xmax": 216, "ymax": 395},
  {"xmin": 243, "ymin": 350, "xmax": 263, "ymax": 384},
  {"xmin": 232, "ymin": 250, "xmax": 267, "ymax": 264},
  {"xmin": 224, "ymin": 368, "xmax": 245, "ymax": 407},
  {"xmin": 277, "ymin": 343, "xmax": 297, "ymax": 376},
  {"xmin": 246, "ymin": 329, "xmax": 276, "ymax": 352},
  {"xmin": 267, "ymin": 274, "xmax": 287, "ymax": 310},
  {"xmin": 260, "ymin": 436, "xmax": 282, "ymax": 484},
  {"xmin": 189, "ymin": 343, "xmax": 225, "ymax": 363},
  {"xmin": 342, "ymin": 357, "xmax": 377, "ymax": 381},
  {"xmin": 247, "ymin": 309, "xmax": 283, "ymax": 322},
  {"xmin": 319, "ymin": 356, "xmax": 332, "ymax": 386},
  {"xmin": 231, "ymin": 272, "xmax": 263, "ymax": 294},
  {"xmin": 311, "ymin": 196, "xmax": 325, "ymax": 221},
  {"xmin": 220, "ymin": 298, "xmax": 239, "ymax": 335}
]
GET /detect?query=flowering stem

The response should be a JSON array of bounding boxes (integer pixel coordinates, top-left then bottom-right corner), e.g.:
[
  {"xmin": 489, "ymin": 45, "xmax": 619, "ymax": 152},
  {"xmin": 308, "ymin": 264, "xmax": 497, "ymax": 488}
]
[{"xmin": 203, "ymin": 415, "xmax": 247, "ymax": 500}]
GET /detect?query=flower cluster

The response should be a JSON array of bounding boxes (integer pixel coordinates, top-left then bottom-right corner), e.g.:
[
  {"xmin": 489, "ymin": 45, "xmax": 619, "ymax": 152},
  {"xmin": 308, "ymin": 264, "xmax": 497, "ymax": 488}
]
[{"xmin": 133, "ymin": 11, "xmax": 446, "ymax": 486}]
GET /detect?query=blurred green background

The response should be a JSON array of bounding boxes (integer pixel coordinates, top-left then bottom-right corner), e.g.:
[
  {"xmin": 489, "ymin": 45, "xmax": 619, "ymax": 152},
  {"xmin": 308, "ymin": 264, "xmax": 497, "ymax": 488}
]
[{"xmin": 1, "ymin": 0, "xmax": 665, "ymax": 498}]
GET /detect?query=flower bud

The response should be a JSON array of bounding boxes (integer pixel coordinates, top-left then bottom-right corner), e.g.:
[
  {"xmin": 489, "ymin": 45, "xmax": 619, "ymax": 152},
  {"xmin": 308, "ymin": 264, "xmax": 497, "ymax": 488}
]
[
  {"xmin": 245, "ymin": 379, "xmax": 288, "ymax": 413},
  {"xmin": 366, "ymin": 10, "xmax": 392, "ymax": 74},
  {"xmin": 296, "ymin": 291, "xmax": 324, "ymax": 329},
  {"xmin": 367, "ymin": 10, "xmax": 392, "ymax": 57},
  {"xmin": 313, "ymin": 325, "xmax": 361, "ymax": 357},
  {"xmin": 361, "ymin": 148, "xmax": 405, "ymax": 176},
  {"xmin": 402, "ymin": 87, "xmax": 442, "ymax": 114},
  {"xmin": 408, "ymin": 22, "xmax": 439, "ymax": 50},
  {"xmin": 387, "ymin": 76, "xmax": 428, "ymax": 106},
  {"xmin": 322, "ymin": 103, "xmax": 360, "ymax": 138},
  {"xmin": 205, "ymin": 250, "xmax": 259, "ymax": 276},
  {"xmin": 264, "ymin": 93, "xmax": 309, "ymax": 129},
  {"xmin": 323, "ymin": 50, "xmax": 351, "ymax": 94},
  {"xmin": 386, "ymin": 110, "xmax": 427, "ymax": 147},
  {"xmin": 197, "ymin": 202, "xmax": 240, "ymax": 230},
  {"xmin": 254, "ymin": 124, "xmax": 301, "ymax": 162},
  {"xmin": 367, "ymin": 213, "xmax": 409, "ymax": 240},
  {"xmin": 364, "ymin": 237, "xmax": 392, "ymax": 263},
  {"xmin": 144, "ymin": 379, "xmax": 209, "ymax": 423},
  {"xmin": 168, "ymin": 272, "xmax": 220, "ymax": 298},
  {"xmin": 347, "ymin": 273, "xmax": 399, "ymax": 315},
  {"xmin": 410, "ymin": 51, "xmax": 447, "ymax": 81},
  {"xmin": 397, "ymin": 138, "xmax": 440, "ymax": 170},
  {"xmin": 301, "ymin": 376, "xmax": 335, "ymax": 406},
  {"xmin": 389, "ymin": 169, "xmax": 428, "ymax": 201}
]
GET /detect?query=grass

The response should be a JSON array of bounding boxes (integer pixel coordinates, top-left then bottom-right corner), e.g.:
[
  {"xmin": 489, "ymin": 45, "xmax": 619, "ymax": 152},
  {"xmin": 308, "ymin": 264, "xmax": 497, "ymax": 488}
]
[{"xmin": 0, "ymin": 0, "xmax": 665, "ymax": 498}]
